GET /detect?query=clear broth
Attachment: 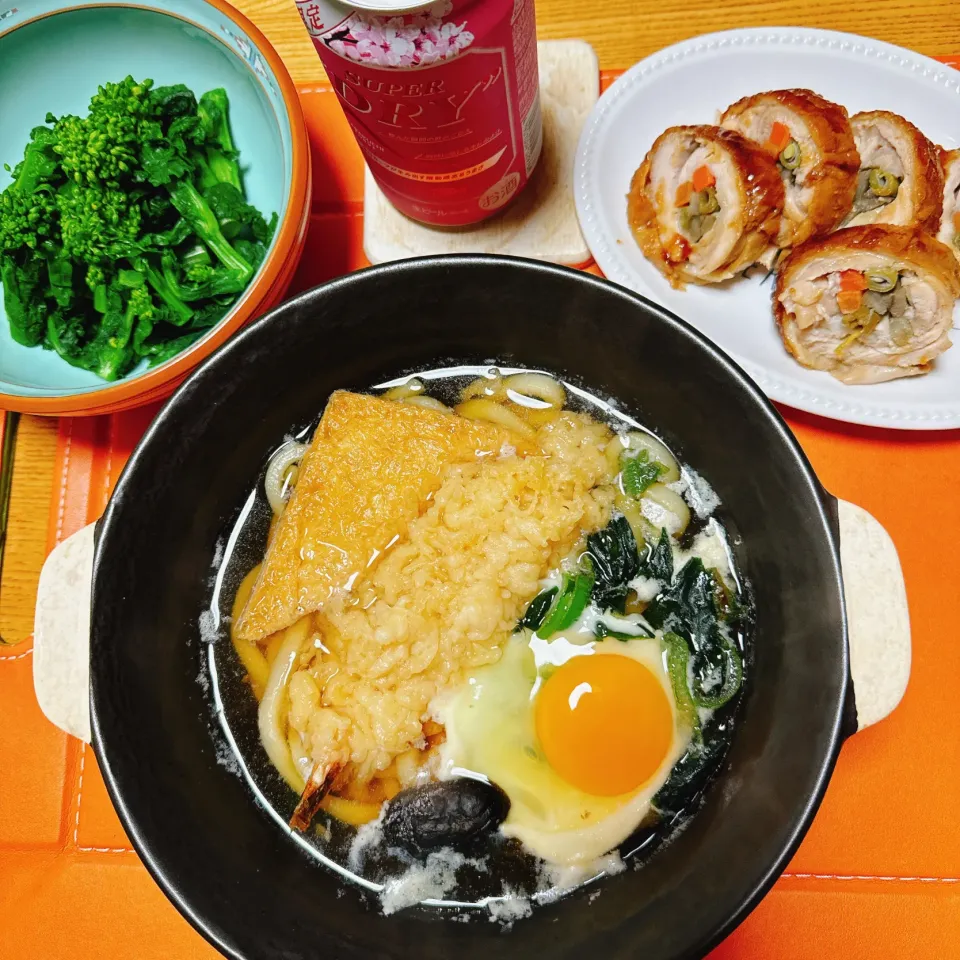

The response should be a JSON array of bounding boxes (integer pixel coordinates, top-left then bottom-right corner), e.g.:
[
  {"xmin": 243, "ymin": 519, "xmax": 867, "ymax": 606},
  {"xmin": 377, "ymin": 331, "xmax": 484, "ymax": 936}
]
[{"xmin": 202, "ymin": 365, "xmax": 750, "ymax": 918}]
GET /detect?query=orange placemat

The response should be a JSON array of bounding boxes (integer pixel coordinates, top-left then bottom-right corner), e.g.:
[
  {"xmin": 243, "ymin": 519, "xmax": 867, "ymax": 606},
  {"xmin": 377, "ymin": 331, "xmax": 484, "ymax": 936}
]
[{"xmin": 3, "ymin": 70, "xmax": 960, "ymax": 959}]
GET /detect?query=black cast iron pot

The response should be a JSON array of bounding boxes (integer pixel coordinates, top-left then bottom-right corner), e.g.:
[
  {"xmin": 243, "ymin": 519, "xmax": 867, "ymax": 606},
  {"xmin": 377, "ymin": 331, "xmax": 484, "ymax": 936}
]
[{"xmin": 80, "ymin": 256, "xmax": 902, "ymax": 960}]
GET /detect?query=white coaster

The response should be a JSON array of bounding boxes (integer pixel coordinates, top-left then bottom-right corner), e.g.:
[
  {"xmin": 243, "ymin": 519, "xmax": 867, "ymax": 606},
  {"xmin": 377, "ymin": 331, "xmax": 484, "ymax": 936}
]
[
  {"xmin": 363, "ymin": 39, "xmax": 598, "ymax": 266},
  {"xmin": 32, "ymin": 502, "xmax": 912, "ymax": 743},
  {"xmin": 838, "ymin": 500, "xmax": 911, "ymax": 731}
]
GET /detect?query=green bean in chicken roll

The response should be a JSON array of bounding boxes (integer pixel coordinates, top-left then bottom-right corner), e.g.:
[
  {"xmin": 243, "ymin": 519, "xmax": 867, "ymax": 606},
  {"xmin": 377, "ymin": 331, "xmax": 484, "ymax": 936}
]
[
  {"xmin": 775, "ymin": 225, "xmax": 960, "ymax": 384},
  {"xmin": 844, "ymin": 111, "xmax": 943, "ymax": 231}
]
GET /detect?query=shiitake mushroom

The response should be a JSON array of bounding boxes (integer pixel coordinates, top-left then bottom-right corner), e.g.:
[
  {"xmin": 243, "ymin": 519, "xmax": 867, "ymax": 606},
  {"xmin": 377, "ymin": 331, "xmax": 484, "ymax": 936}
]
[{"xmin": 381, "ymin": 778, "xmax": 510, "ymax": 854}]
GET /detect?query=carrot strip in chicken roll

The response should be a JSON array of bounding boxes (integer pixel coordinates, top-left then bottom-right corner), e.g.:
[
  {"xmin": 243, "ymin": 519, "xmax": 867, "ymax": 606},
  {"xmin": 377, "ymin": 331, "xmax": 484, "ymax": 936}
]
[
  {"xmin": 720, "ymin": 89, "xmax": 859, "ymax": 248},
  {"xmin": 844, "ymin": 111, "xmax": 943, "ymax": 230},
  {"xmin": 775, "ymin": 225, "xmax": 960, "ymax": 384},
  {"xmin": 627, "ymin": 125, "xmax": 784, "ymax": 288},
  {"xmin": 936, "ymin": 148, "xmax": 960, "ymax": 263}
]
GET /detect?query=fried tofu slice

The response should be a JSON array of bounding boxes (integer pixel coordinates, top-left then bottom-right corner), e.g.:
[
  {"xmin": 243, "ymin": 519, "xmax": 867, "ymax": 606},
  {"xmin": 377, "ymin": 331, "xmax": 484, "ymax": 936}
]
[{"xmin": 235, "ymin": 390, "xmax": 526, "ymax": 642}]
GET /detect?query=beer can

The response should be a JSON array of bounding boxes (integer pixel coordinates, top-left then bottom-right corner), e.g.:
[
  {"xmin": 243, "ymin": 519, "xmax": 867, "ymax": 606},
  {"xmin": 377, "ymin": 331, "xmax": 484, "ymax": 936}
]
[{"xmin": 295, "ymin": 0, "xmax": 542, "ymax": 226}]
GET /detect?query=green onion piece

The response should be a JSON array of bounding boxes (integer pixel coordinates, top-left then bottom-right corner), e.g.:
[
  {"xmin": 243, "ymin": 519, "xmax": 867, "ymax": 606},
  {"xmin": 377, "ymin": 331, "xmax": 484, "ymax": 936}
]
[
  {"xmin": 867, "ymin": 167, "xmax": 900, "ymax": 198},
  {"xmin": 690, "ymin": 635, "xmax": 743, "ymax": 709},
  {"xmin": 779, "ymin": 140, "xmax": 801, "ymax": 171},
  {"xmin": 515, "ymin": 586, "xmax": 558, "ymax": 633},
  {"xmin": 710, "ymin": 570, "xmax": 741, "ymax": 623},
  {"xmin": 538, "ymin": 576, "xmax": 574, "ymax": 637},
  {"xmin": 621, "ymin": 449, "xmax": 664, "ymax": 499},
  {"xmin": 594, "ymin": 621, "xmax": 653, "ymax": 641},
  {"xmin": 662, "ymin": 632, "xmax": 701, "ymax": 740},
  {"xmin": 539, "ymin": 569, "xmax": 595, "ymax": 637},
  {"xmin": 697, "ymin": 186, "xmax": 719, "ymax": 215},
  {"xmin": 864, "ymin": 266, "xmax": 898, "ymax": 293},
  {"xmin": 564, "ymin": 570, "xmax": 595, "ymax": 629}
]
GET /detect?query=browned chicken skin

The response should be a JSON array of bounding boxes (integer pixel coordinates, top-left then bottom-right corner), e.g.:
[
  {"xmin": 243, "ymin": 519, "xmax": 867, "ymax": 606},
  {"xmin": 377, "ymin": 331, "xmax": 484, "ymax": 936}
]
[
  {"xmin": 936, "ymin": 148, "xmax": 960, "ymax": 264},
  {"xmin": 720, "ymin": 89, "xmax": 860, "ymax": 248},
  {"xmin": 628, "ymin": 124, "xmax": 784, "ymax": 288},
  {"xmin": 775, "ymin": 225, "xmax": 960, "ymax": 384},
  {"xmin": 844, "ymin": 111, "xmax": 943, "ymax": 231}
]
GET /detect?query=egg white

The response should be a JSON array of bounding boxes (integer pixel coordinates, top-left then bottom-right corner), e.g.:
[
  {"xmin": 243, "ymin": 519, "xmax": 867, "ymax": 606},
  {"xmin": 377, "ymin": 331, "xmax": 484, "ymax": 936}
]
[{"xmin": 435, "ymin": 626, "xmax": 691, "ymax": 867}]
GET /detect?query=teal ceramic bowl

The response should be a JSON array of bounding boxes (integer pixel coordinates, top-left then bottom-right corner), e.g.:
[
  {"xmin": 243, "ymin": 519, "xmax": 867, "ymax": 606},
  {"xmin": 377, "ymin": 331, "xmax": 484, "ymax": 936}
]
[{"xmin": 0, "ymin": 0, "xmax": 311, "ymax": 415}]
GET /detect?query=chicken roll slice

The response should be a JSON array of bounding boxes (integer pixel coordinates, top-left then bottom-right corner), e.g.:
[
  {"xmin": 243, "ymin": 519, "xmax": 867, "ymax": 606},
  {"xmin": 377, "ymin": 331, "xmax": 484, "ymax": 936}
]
[
  {"xmin": 844, "ymin": 111, "xmax": 943, "ymax": 230},
  {"xmin": 936, "ymin": 148, "xmax": 960, "ymax": 263},
  {"xmin": 720, "ymin": 89, "xmax": 859, "ymax": 249},
  {"xmin": 627, "ymin": 125, "xmax": 783, "ymax": 288},
  {"xmin": 775, "ymin": 225, "xmax": 960, "ymax": 384}
]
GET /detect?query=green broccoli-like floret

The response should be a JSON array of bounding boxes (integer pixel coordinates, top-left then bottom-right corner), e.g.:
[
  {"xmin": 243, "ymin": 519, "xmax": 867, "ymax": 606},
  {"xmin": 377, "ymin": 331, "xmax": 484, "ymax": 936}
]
[
  {"xmin": 0, "ymin": 127, "xmax": 61, "ymax": 253},
  {"xmin": 88, "ymin": 75, "xmax": 155, "ymax": 120},
  {"xmin": 85, "ymin": 264, "xmax": 106, "ymax": 293},
  {"xmin": 185, "ymin": 261, "xmax": 216, "ymax": 285},
  {"xmin": 1, "ymin": 76, "xmax": 274, "ymax": 383},
  {"xmin": 0, "ymin": 186, "xmax": 58, "ymax": 252},
  {"xmin": 52, "ymin": 76, "xmax": 155, "ymax": 187},
  {"xmin": 57, "ymin": 182, "xmax": 142, "ymax": 263},
  {"xmin": 53, "ymin": 114, "xmax": 137, "ymax": 186}
]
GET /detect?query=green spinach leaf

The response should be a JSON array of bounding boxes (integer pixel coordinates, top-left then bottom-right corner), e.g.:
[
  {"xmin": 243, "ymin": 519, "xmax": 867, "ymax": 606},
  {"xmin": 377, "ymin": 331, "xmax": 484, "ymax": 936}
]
[{"xmin": 586, "ymin": 515, "xmax": 640, "ymax": 614}]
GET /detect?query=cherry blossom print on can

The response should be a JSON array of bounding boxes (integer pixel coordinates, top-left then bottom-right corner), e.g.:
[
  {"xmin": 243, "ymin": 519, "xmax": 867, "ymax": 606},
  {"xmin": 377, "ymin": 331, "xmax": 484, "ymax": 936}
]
[{"xmin": 295, "ymin": 0, "xmax": 542, "ymax": 226}]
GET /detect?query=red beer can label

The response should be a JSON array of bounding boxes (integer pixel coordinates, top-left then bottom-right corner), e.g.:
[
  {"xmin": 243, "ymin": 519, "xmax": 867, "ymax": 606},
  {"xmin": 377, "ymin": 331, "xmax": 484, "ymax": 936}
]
[{"xmin": 295, "ymin": 0, "xmax": 542, "ymax": 225}]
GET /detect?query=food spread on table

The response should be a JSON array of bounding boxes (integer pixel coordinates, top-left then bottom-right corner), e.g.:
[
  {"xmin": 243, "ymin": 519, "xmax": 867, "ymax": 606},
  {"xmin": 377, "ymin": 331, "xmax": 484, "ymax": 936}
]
[
  {"xmin": 226, "ymin": 372, "xmax": 745, "ymax": 912},
  {"xmin": 0, "ymin": 77, "xmax": 275, "ymax": 380},
  {"xmin": 627, "ymin": 88, "xmax": 960, "ymax": 384}
]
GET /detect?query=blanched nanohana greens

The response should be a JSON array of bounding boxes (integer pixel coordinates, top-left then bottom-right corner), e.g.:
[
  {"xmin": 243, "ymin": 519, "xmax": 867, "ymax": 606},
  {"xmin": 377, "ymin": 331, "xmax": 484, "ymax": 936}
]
[{"xmin": 0, "ymin": 77, "xmax": 276, "ymax": 380}]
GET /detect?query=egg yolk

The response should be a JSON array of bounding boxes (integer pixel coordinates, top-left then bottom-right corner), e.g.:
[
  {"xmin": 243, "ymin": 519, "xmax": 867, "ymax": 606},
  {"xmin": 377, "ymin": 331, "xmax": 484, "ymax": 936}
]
[{"xmin": 534, "ymin": 654, "xmax": 674, "ymax": 796}]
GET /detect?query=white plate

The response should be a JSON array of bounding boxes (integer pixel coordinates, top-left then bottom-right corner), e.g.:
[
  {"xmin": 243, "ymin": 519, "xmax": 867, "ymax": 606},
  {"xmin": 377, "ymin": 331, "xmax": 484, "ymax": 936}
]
[{"xmin": 574, "ymin": 28, "xmax": 960, "ymax": 430}]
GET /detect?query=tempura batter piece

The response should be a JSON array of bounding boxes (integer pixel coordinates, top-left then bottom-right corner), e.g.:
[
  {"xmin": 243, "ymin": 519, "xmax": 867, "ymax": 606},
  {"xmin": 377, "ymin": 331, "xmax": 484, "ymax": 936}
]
[{"xmin": 236, "ymin": 391, "xmax": 524, "ymax": 642}]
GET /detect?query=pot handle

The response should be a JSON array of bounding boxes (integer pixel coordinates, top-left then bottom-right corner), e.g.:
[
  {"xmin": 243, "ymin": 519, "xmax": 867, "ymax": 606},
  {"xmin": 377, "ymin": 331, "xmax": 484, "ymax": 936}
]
[
  {"xmin": 837, "ymin": 499, "xmax": 910, "ymax": 732},
  {"xmin": 34, "ymin": 523, "xmax": 94, "ymax": 743},
  {"xmin": 32, "ymin": 506, "xmax": 910, "ymax": 742}
]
